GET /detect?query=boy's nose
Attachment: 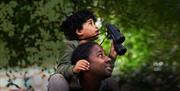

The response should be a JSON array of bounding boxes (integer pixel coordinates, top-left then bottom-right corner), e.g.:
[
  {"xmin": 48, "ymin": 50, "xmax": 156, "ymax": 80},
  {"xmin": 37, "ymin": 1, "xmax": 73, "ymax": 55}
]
[{"xmin": 93, "ymin": 24, "xmax": 98, "ymax": 30}]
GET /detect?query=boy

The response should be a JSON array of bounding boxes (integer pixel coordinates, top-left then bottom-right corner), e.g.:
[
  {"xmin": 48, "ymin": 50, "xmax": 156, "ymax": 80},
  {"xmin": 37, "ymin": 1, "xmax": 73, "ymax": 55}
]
[{"xmin": 48, "ymin": 9, "xmax": 118, "ymax": 91}]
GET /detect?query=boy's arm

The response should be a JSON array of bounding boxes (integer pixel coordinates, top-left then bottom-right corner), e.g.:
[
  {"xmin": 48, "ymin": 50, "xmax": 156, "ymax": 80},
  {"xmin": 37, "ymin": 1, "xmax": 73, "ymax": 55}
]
[{"xmin": 56, "ymin": 40, "xmax": 78, "ymax": 79}]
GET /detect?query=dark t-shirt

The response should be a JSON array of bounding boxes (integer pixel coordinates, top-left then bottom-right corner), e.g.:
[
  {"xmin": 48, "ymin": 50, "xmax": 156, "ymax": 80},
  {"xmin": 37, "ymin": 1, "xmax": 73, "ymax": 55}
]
[{"xmin": 70, "ymin": 80, "xmax": 112, "ymax": 91}]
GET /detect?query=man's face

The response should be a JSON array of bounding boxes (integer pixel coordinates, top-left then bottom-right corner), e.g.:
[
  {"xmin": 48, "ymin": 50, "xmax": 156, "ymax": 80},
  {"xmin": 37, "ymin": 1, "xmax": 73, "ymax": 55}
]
[
  {"xmin": 78, "ymin": 18, "xmax": 99, "ymax": 40},
  {"xmin": 88, "ymin": 44, "xmax": 112, "ymax": 79}
]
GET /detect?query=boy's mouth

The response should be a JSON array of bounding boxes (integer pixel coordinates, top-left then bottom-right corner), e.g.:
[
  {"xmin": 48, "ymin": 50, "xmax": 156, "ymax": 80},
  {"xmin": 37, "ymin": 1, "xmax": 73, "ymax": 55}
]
[
  {"xmin": 96, "ymin": 31, "xmax": 99, "ymax": 35},
  {"xmin": 96, "ymin": 32, "xmax": 99, "ymax": 36}
]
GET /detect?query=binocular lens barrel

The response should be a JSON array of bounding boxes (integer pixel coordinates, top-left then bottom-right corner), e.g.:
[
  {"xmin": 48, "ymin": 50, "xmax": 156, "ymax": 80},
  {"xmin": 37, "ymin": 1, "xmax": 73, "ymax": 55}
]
[
  {"xmin": 106, "ymin": 23, "xmax": 127, "ymax": 55},
  {"xmin": 115, "ymin": 44, "xmax": 127, "ymax": 55},
  {"xmin": 106, "ymin": 24, "xmax": 125, "ymax": 43}
]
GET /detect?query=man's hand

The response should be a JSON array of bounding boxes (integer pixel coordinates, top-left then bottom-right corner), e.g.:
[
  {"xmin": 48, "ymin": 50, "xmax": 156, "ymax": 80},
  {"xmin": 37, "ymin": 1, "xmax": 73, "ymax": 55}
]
[
  {"xmin": 73, "ymin": 59, "xmax": 90, "ymax": 73},
  {"xmin": 109, "ymin": 41, "xmax": 117, "ymax": 59}
]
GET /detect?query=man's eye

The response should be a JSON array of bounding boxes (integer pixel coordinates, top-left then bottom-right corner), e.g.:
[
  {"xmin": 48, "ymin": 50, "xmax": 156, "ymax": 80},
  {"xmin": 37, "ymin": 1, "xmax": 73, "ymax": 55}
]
[{"xmin": 98, "ymin": 54, "xmax": 103, "ymax": 57}]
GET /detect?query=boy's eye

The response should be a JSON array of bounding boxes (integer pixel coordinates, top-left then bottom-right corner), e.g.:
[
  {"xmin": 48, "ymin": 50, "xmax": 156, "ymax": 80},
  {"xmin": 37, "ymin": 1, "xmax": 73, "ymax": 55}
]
[
  {"xmin": 89, "ymin": 21, "xmax": 93, "ymax": 25},
  {"xmin": 88, "ymin": 20, "xmax": 95, "ymax": 25}
]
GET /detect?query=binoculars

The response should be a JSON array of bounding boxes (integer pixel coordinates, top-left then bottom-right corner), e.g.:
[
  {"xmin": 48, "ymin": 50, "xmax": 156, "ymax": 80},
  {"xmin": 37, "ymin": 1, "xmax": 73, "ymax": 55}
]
[{"xmin": 106, "ymin": 24, "xmax": 127, "ymax": 55}]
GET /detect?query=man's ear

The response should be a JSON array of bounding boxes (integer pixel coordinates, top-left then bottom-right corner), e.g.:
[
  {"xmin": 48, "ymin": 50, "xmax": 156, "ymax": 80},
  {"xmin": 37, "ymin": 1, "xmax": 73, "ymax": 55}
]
[{"xmin": 76, "ymin": 29, "xmax": 83, "ymax": 36}]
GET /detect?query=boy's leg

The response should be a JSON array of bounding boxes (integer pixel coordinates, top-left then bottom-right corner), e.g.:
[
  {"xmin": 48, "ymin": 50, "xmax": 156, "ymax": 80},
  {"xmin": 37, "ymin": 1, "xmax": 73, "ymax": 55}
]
[{"xmin": 48, "ymin": 74, "xmax": 69, "ymax": 91}]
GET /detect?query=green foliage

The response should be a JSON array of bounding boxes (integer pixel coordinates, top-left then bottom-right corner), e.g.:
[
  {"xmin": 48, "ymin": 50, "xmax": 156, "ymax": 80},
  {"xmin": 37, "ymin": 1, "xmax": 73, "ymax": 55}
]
[
  {"xmin": 77, "ymin": 0, "xmax": 180, "ymax": 73},
  {"xmin": 1, "ymin": 0, "xmax": 180, "ymax": 90},
  {"xmin": 0, "ymin": 39, "xmax": 9, "ymax": 65},
  {"xmin": 0, "ymin": 0, "xmax": 74, "ymax": 67},
  {"xmin": 75, "ymin": 1, "xmax": 180, "ymax": 90}
]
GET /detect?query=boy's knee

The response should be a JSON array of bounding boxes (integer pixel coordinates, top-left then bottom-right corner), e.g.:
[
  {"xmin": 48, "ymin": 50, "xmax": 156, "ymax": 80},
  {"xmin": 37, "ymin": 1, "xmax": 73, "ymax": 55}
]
[{"xmin": 48, "ymin": 74, "xmax": 69, "ymax": 91}]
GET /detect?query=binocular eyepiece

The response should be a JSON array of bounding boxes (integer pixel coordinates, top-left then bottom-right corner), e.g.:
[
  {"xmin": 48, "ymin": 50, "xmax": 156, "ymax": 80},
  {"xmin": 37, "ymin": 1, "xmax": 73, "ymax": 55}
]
[{"xmin": 106, "ymin": 24, "xmax": 127, "ymax": 55}]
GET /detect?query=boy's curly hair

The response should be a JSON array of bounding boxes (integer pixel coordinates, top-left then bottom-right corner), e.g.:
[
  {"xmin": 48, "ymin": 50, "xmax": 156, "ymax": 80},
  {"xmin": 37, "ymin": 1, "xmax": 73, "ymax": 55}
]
[{"xmin": 61, "ymin": 9, "xmax": 96, "ymax": 40}]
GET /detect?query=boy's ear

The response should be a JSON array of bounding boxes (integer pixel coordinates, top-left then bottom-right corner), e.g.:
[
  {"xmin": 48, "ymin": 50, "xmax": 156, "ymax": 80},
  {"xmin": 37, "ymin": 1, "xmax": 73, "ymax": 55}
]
[{"xmin": 76, "ymin": 29, "xmax": 83, "ymax": 36}]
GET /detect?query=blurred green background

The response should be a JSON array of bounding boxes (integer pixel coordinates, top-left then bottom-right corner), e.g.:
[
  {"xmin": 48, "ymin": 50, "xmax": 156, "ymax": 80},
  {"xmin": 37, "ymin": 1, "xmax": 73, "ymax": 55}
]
[{"xmin": 0, "ymin": 0, "xmax": 180, "ymax": 90}]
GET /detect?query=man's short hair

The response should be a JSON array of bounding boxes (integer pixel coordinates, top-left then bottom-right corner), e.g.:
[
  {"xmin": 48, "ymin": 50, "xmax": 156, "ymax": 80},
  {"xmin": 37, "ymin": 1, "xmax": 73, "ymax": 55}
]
[
  {"xmin": 71, "ymin": 42, "xmax": 98, "ymax": 65},
  {"xmin": 61, "ymin": 9, "xmax": 96, "ymax": 40}
]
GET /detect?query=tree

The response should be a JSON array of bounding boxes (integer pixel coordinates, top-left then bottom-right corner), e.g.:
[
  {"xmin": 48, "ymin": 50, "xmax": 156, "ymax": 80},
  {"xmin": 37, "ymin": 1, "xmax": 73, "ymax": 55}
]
[{"xmin": 0, "ymin": 0, "xmax": 74, "ymax": 66}]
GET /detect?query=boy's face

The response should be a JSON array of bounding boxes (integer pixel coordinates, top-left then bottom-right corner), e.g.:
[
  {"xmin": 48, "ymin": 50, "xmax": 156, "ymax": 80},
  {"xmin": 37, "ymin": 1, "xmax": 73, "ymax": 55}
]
[
  {"xmin": 88, "ymin": 44, "xmax": 112, "ymax": 79},
  {"xmin": 77, "ymin": 18, "xmax": 99, "ymax": 40}
]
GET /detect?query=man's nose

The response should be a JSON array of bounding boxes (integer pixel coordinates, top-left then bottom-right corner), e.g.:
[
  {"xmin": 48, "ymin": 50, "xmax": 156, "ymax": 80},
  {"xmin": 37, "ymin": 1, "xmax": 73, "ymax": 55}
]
[{"xmin": 105, "ymin": 56, "xmax": 111, "ymax": 63}]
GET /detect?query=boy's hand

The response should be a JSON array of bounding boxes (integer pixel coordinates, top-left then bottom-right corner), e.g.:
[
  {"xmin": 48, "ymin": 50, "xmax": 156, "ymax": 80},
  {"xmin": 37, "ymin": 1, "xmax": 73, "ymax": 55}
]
[{"xmin": 73, "ymin": 59, "xmax": 90, "ymax": 73}]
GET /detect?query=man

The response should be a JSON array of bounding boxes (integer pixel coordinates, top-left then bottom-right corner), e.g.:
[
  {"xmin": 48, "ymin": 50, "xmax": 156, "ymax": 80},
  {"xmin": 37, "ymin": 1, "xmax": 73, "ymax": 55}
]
[{"xmin": 71, "ymin": 42, "xmax": 114, "ymax": 91}]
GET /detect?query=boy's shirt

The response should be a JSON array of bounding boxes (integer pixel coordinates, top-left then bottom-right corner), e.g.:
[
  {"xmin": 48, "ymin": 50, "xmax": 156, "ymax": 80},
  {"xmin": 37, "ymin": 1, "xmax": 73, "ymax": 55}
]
[
  {"xmin": 56, "ymin": 40, "xmax": 79, "ymax": 79},
  {"xmin": 56, "ymin": 40, "xmax": 81, "ymax": 89}
]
